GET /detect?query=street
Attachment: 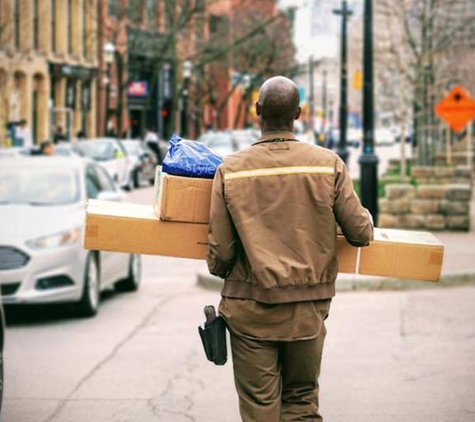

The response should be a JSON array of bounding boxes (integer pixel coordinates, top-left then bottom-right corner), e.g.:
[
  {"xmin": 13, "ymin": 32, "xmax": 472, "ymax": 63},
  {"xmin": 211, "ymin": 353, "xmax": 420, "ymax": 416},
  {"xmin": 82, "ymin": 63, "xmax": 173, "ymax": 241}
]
[
  {"xmin": 345, "ymin": 142, "xmax": 413, "ymax": 179},
  {"xmin": 3, "ymin": 186, "xmax": 475, "ymax": 422}
]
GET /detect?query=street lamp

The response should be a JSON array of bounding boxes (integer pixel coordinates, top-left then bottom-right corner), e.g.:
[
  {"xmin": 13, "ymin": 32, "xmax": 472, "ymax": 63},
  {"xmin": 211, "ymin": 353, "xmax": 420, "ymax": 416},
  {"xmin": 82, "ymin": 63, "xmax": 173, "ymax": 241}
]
[
  {"xmin": 308, "ymin": 55, "xmax": 315, "ymax": 137},
  {"xmin": 181, "ymin": 60, "xmax": 193, "ymax": 138},
  {"xmin": 321, "ymin": 68, "xmax": 327, "ymax": 143},
  {"xmin": 333, "ymin": 0, "xmax": 353, "ymax": 164},
  {"xmin": 103, "ymin": 41, "xmax": 115, "ymax": 136},
  {"xmin": 358, "ymin": 0, "xmax": 379, "ymax": 225}
]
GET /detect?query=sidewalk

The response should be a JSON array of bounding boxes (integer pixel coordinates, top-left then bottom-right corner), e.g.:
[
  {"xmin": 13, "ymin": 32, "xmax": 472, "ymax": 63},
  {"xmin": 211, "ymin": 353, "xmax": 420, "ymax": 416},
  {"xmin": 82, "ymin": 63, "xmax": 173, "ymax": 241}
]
[{"xmin": 197, "ymin": 193, "xmax": 475, "ymax": 292}]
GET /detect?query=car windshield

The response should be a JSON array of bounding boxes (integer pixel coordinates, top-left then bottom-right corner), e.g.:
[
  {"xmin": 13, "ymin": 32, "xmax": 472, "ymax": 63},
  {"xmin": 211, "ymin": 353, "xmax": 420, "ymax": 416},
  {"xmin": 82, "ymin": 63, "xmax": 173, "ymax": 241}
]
[
  {"xmin": 0, "ymin": 167, "xmax": 80, "ymax": 206},
  {"xmin": 75, "ymin": 141, "xmax": 115, "ymax": 161}
]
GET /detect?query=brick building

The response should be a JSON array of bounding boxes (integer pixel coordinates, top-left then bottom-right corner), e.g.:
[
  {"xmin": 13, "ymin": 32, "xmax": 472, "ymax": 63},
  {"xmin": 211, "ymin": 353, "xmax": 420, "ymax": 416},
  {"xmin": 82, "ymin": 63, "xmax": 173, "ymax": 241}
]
[
  {"xmin": 0, "ymin": 0, "xmax": 99, "ymax": 145},
  {"xmin": 202, "ymin": 0, "xmax": 293, "ymax": 132},
  {"xmin": 0, "ymin": 0, "xmax": 294, "ymax": 145}
]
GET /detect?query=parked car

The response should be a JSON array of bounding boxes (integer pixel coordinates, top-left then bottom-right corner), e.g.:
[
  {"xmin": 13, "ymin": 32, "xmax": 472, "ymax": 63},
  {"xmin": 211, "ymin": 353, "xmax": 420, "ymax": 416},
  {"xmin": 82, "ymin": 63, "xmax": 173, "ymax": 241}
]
[
  {"xmin": 374, "ymin": 128, "xmax": 395, "ymax": 146},
  {"xmin": 0, "ymin": 157, "xmax": 141, "ymax": 317},
  {"xmin": 121, "ymin": 140, "xmax": 157, "ymax": 188},
  {"xmin": 294, "ymin": 131, "xmax": 316, "ymax": 145},
  {"xmin": 157, "ymin": 138, "xmax": 170, "ymax": 164},
  {"xmin": 330, "ymin": 129, "xmax": 361, "ymax": 148},
  {"xmin": 73, "ymin": 138, "xmax": 133, "ymax": 190},
  {"xmin": 0, "ymin": 147, "xmax": 30, "ymax": 158},
  {"xmin": 0, "ymin": 301, "xmax": 4, "ymax": 415},
  {"xmin": 198, "ymin": 131, "xmax": 235, "ymax": 157},
  {"xmin": 198, "ymin": 129, "xmax": 259, "ymax": 157},
  {"xmin": 52, "ymin": 143, "xmax": 82, "ymax": 157}
]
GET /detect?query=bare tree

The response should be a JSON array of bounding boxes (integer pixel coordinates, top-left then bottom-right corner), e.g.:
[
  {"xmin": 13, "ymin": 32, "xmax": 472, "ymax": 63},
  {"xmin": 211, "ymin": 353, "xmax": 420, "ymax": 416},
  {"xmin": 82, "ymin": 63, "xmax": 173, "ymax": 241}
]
[
  {"xmin": 100, "ymin": 0, "xmax": 296, "ymax": 138},
  {"xmin": 194, "ymin": 0, "xmax": 295, "ymax": 130},
  {"xmin": 376, "ymin": 0, "xmax": 475, "ymax": 166}
]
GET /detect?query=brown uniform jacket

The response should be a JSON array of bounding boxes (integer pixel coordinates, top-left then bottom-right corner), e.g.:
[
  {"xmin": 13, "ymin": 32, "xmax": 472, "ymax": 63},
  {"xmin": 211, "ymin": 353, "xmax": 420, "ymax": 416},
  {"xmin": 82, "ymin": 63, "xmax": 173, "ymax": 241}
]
[{"xmin": 207, "ymin": 131, "xmax": 373, "ymax": 304}]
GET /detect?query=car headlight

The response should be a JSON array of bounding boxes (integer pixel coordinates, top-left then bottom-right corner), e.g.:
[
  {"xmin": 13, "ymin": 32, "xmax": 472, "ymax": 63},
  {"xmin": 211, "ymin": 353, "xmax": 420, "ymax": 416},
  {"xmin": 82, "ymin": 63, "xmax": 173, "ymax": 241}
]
[{"xmin": 26, "ymin": 228, "xmax": 81, "ymax": 249}]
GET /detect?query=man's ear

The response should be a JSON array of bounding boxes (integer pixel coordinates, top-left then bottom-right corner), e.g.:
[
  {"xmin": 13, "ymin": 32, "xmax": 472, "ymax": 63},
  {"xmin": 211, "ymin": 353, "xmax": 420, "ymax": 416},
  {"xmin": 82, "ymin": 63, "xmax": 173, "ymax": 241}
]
[
  {"xmin": 295, "ymin": 106, "xmax": 301, "ymax": 120},
  {"xmin": 255, "ymin": 102, "xmax": 261, "ymax": 116}
]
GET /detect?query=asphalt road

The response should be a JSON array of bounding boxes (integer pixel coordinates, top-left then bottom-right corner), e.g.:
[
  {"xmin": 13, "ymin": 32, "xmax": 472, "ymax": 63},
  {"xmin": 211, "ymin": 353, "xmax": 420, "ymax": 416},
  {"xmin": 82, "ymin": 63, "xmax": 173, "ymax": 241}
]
[
  {"xmin": 346, "ymin": 141, "xmax": 412, "ymax": 179},
  {"xmin": 3, "ymin": 186, "xmax": 475, "ymax": 422}
]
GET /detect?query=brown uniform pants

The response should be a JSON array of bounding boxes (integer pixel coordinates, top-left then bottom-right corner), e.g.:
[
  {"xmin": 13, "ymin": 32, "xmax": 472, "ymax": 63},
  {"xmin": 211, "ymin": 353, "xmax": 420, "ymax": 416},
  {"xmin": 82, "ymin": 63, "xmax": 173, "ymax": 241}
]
[{"xmin": 230, "ymin": 319, "xmax": 328, "ymax": 422}]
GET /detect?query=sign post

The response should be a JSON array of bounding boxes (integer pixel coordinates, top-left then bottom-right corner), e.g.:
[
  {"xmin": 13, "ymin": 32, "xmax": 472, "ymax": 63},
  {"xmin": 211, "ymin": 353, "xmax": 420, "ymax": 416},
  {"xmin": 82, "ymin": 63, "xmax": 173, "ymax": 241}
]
[{"xmin": 435, "ymin": 86, "xmax": 475, "ymax": 166}]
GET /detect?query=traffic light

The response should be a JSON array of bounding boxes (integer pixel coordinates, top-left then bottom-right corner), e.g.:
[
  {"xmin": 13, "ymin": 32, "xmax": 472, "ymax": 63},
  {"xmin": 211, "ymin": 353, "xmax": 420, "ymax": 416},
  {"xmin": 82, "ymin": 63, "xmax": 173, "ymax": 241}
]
[{"xmin": 161, "ymin": 98, "xmax": 173, "ymax": 139}]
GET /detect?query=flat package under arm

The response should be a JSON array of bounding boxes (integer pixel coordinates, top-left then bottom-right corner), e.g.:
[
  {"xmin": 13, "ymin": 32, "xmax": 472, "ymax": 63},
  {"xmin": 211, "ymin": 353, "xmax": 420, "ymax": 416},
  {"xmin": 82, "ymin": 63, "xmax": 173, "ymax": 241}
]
[
  {"xmin": 333, "ymin": 156, "xmax": 374, "ymax": 247},
  {"xmin": 207, "ymin": 166, "xmax": 238, "ymax": 278}
]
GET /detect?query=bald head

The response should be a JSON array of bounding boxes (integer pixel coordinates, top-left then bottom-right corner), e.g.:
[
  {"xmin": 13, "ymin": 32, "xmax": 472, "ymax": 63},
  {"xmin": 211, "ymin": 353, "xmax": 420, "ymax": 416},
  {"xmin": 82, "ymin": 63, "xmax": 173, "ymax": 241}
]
[{"xmin": 256, "ymin": 76, "xmax": 300, "ymax": 132}]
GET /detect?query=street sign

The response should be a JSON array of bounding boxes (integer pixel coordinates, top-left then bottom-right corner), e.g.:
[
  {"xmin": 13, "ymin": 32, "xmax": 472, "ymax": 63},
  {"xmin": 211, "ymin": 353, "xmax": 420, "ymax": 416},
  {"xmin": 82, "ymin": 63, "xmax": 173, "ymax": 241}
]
[
  {"xmin": 127, "ymin": 81, "xmax": 148, "ymax": 97},
  {"xmin": 434, "ymin": 86, "xmax": 475, "ymax": 133},
  {"xmin": 353, "ymin": 70, "xmax": 362, "ymax": 90}
]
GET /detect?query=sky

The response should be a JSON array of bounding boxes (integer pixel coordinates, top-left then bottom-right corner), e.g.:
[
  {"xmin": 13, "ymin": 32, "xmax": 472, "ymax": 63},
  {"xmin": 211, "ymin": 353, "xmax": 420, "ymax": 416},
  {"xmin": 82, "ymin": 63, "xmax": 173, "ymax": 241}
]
[{"xmin": 278, "ymin": 0, "xmax": 363, "ymax": 62}]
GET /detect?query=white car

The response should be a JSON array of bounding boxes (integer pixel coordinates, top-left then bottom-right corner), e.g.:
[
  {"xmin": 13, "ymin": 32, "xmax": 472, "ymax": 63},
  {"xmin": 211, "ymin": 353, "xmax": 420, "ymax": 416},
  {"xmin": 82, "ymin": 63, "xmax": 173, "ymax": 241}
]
[
  {"xmin": 73, "ymin": 138, "xmax": 134, "ymax": 190},
  {"xmin": 375, "ymin": 128, "xmax": 395, "ymax": 146},
  {"xmin": 197, "ymin": 130, "xmax": 259, "ymax": 157},
  {"xmin": 0, "ymin": 148, "xmax": 30, "ymax": 158},
  {"xmin": 0, "ymin": 157, "xmax": 141, "ymax": 317}
]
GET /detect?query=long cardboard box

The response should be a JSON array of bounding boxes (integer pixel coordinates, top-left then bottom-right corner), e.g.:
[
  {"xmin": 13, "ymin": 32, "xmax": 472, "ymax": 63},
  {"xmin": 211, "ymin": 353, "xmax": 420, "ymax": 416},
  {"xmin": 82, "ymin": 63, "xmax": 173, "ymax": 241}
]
[
  {"xmin": 84, "ymin": 200, "xmax": 444, "ymax": 281},
  {"xmin": 85, "ymin": 200, "xmax": 209, "ymax": 260},
  {"xmin": 153, "ymin": 168, "xmax": 213, "ymax": 224}
]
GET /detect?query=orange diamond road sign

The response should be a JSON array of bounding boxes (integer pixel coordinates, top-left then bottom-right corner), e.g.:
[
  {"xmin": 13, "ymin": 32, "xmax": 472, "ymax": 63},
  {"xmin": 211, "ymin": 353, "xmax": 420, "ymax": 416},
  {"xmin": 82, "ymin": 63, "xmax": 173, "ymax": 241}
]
[{"xmin": 435, "ymin": 86, "xmax": 475, "ymax": 133}]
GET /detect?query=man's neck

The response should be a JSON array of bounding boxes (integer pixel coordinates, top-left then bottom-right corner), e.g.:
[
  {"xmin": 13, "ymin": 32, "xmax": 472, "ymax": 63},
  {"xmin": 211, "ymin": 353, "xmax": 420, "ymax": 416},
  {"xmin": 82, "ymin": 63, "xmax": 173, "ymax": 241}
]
[{"xmin": 260, "ymin": 124, "xmax": 293, "ymax": 135}]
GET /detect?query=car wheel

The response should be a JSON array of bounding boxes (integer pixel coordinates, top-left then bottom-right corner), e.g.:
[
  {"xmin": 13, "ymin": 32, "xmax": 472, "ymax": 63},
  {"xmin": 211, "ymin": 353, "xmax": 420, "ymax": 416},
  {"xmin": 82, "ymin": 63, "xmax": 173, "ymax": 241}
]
[
  {"xmin": 115, "ymin": 254, "xmax": 141, "ymax": 292},
  {"xmin": 0, "ymin": 349, "xmax": 3, "ymax": 415},
  {"xmin": 125, "ymin": 173, "xmax": 134, "ymax": 191},
  {"xmin": 77, "ymin": 254, "xmax": 100, "ymax": 317},
  {"xmin": 133, "ymin": 170, "xmax": 140, "ymax": 188}
]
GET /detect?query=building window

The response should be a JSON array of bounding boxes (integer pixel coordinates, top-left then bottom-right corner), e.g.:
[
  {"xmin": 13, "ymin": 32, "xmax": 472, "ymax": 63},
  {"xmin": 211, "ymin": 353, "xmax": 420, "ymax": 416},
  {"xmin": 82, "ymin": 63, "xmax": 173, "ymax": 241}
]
[
  {"xmin": 129, "ymin": 0, "xmax": 143, "ymax": 24},
  {"xmin": 14, "ymin": 0, "xmax": 21, "ymax": 48},
  {"xmin": 146, "ymin": 0, "xmax": 157, "ymax": 26},
  {"xmin": 52, "ymin": 0, "xmax": 57, "ymax": 52},
  {"xmin": 209, "ymin": 15, "xmax": 227, "ymax": 34},
  {"xmin": 83, "ymin": 0, "xmax": 87, "ymax": 57},
  {"xmin": 68, "ymin": 0, "xmax": 73, "ymax": 54},
  {"xmin": 33, "ymin": 0, "xmax": 39, "ymax": 50},
  {"xmin": 108, "ymin": 0, "xmax": 119, "ymax": 18}
]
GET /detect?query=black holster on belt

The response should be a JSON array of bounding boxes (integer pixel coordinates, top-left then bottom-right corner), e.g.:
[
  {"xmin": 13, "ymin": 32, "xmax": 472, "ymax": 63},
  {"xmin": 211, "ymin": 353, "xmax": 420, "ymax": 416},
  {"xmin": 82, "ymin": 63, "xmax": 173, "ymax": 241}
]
[{"xmin": 198, "ymin": 305, "xmax": 227, "ymax": 366}]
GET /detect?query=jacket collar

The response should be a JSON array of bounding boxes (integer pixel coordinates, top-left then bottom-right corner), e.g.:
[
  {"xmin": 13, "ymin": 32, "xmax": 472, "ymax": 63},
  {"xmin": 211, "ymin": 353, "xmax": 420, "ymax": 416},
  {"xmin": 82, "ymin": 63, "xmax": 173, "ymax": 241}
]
[{"xmin": 254, "ymin": 131, "xmax": 297, "ymax": 145}]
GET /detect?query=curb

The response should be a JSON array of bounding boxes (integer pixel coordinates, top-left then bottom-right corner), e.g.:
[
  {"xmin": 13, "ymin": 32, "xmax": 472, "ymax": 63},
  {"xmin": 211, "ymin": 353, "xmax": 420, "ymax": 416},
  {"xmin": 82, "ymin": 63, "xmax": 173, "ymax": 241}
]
[{"xmin": 196, "ymin": 271, "xmax": 475, "ymax": 293}]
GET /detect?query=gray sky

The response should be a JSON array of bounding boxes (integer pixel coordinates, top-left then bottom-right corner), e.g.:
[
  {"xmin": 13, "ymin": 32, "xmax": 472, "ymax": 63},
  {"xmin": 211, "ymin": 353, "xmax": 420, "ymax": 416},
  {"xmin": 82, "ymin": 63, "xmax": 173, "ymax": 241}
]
[{"xmin": 279, "ymin": 0, "xmax": 363, "ymax": 62}]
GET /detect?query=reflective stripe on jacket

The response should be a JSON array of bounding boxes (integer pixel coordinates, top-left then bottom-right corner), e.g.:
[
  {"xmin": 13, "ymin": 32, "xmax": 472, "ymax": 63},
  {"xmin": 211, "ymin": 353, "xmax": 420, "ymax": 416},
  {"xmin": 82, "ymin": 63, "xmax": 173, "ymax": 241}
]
[{"xmin": 207, "ymin": 131, "xmax": 373, "ymax": 304}]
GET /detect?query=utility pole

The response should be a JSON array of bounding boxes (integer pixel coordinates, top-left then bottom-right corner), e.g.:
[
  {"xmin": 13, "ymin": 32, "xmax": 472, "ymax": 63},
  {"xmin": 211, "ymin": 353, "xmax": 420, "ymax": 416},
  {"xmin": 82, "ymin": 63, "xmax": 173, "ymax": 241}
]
[
  {"xmin": 358, "ymin": 0, "xmax": 379, "ymax": 225},
  {"xmin": 308, "ymin": 55, "xmax": 315, "ymax": 136},
  {"xmin": 333, "ymin": 0, "xmax": 352, "ymax": 164},
  {"xmin": 322, "ymin": 68, "xmax": 327, "ymax": 142}
]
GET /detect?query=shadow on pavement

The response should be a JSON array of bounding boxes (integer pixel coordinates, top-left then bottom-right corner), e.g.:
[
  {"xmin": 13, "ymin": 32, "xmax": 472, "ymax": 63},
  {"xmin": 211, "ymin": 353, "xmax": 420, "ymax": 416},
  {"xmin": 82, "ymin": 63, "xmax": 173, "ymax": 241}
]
[{"xmin": 3, "ymin": 289, "xmax": 119, "ymax": 327}]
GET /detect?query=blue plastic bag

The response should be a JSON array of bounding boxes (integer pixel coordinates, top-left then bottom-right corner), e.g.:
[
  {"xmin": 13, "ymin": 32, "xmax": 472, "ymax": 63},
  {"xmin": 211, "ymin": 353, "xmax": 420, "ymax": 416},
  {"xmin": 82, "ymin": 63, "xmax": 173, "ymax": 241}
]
[{"xmin": 162, "ymin": 134, "xmax": 223, "ymax": 179}]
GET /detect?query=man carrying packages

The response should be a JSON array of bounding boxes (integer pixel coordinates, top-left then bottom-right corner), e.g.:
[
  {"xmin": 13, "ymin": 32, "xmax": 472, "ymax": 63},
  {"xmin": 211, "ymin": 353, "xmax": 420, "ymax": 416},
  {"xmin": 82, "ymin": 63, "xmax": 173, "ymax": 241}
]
[{"xmin": 207, "ymin": 76, "xmax": 373, "ymax": 421}]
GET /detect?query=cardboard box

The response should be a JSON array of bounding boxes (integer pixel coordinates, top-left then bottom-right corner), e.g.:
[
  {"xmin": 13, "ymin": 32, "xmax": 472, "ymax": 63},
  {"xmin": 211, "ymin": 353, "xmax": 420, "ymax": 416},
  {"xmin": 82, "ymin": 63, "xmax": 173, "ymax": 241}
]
[
  {"xmin": 153, "ymin": 168, "xmax": 213, "ymax": 224},
  {"xmin": 358, "ymin": 228, "xmax": 443, "ymax": 282},
  {"xmin": 84, "ymin": 200, "xmax": 444, "ymax": 281},
  {"xmin": 85, "ymin": 200, "xmax": 209, "ymax": 260},
  {"xmin": 85, "ymin": 200, "xmax": 357, "ymax": 269}
]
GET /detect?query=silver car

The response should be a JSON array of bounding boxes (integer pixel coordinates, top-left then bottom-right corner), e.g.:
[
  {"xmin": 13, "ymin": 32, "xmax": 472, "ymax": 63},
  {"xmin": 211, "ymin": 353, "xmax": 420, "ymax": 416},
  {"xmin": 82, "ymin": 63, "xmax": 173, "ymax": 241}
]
[
  {"xmin": 73, "ymin": 138, "xmax": 134, "ymax": 191},
  {"xmin": 198, "ymin": 129, "xmax": 258, "ymax": 157},
  {"xmin": 0, "ymin": 157, "xmax": 141, "ymax": 317}
]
